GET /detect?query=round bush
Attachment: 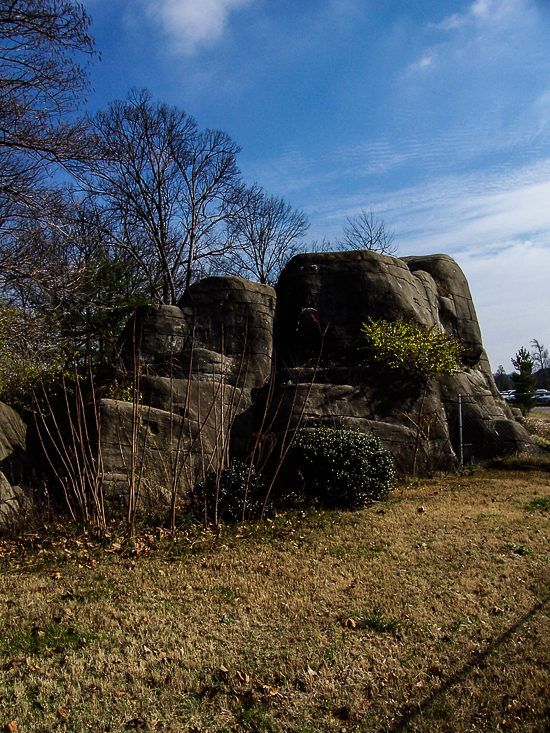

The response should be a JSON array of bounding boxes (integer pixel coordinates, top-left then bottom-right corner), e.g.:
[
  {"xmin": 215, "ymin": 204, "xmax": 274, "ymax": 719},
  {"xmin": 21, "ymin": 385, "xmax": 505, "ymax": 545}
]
[
  {"xmin": 196, "ymin": 460, "xmax": 267, "ymax": 523},
  {"xmin": 289, "ymin": 426, "xmax": 394, "ymax": 508}
]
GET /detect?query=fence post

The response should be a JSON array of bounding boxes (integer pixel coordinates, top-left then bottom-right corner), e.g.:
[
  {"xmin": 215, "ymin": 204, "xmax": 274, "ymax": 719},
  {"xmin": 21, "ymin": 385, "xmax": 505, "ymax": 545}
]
[{"xmin": 458, "ymin": 393, "xmax": 464, "ymax": 467}]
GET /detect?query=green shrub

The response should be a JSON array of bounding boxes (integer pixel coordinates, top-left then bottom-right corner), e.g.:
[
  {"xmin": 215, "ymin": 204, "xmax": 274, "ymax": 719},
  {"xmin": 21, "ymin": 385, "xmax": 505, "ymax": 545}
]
[
  {"xmin": 526, "ymin": 496, "xmax": 550, "ymax": 512},
  {"xmin": 196, "ymin": 460, "xmax": 267, "ymax": 523},
  {"xmin": 288, "ymin": 426, "xmax": 394, "ymax": 508}
]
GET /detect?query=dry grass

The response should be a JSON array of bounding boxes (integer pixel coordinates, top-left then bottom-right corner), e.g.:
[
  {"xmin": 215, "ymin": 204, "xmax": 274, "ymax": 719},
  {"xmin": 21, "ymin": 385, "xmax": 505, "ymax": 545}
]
[
  {"xmin": 1, "ymin": 462, "xmax": 550, "ymax": 732},
  {"xmin": 526, "ymin": 409, "xmax": 550, "ymax": 443}
]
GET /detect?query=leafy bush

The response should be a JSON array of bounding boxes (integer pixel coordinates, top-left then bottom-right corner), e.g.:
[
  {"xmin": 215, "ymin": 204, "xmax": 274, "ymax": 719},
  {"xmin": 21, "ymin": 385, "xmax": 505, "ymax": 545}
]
[
  {"xmin": 0, "ymin": 305, "xmax": 68, "ymax": 413},
  {"xmin": 360, "ymin": 317, "xmax": 463, "ymax": 477},
  {"xmin": 196, "ymin": 460, "xmax": 267, "ymax": 523},
  {"xmin": 288, "ymin": 426, "xmax": 394, "ymax": 508},
  {"xmin": 360, "ymin": 317, "xmax": 463, "ymax": 375}
]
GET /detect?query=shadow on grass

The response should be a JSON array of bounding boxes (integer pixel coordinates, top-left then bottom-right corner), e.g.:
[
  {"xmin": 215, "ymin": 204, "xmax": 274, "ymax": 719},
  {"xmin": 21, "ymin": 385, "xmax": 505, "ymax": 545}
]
[
  {"xmin": 485, "ymin": 454, "xmax": 550, "ymax": 472},
  {"xmin": 385, "ymin": 592, "xmax": 550, "ymax": 733}
]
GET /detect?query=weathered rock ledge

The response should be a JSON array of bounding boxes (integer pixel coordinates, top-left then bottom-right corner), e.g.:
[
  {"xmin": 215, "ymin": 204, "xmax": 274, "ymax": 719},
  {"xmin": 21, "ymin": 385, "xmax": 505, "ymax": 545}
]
[{"xmin": 98, "ymin": 251, "xmax": 532, "ymax": 500}]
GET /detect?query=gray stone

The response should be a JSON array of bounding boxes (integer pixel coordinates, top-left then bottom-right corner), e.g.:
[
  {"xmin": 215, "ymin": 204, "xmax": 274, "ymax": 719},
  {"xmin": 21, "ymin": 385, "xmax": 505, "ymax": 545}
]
[
  {"xmin": 402, "ymin": 254, "xmax": 483, "ymax": 363},
  {"xmin": 178, "ymin": 276, "xmax": 276, "ymax": 389},
  {"xmin": 275, "ymin": 250, "xmax": 483, "ymax": 367},
  {"xmin": 0, "ymin": 403, "xmax": 33, "ymax": 529},
  {"xmin": 101, "ymin": 250, "xmax": 534, "ymax": 497},
  {"xmin": 0, "ymin": 401, "xmax": 26, "ymax": 461}
]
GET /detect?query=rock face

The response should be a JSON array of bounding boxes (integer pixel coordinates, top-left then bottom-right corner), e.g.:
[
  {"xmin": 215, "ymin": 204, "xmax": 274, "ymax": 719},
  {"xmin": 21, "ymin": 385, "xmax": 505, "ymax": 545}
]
[
  {"xmin": 104, "ymin": 277, "xmax": 275, "ymax": 502},
  {"xmin": 121, "ymin": 276, "xmax": 275, "ymax": 390},
  {"xmin": 276, "ymin": 251, "xmax": 483, "ymax": 367},
  {"xmin": 0, "ymin": 402, "xmax": 33, "ymax": 529},
  {"xmin": 99, "ymin": 253, "xmax": 533, "ymax": 501}
]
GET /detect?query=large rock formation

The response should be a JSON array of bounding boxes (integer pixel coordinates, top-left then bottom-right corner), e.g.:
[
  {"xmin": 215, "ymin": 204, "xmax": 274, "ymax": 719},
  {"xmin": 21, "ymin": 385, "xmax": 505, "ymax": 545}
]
[
  {"xmin": 98, "ymin": 251, "xmax": 532, "ymax": 502},
  {"xmin": 0, "ymin": 402, "xmax": 33, "ymax": 529},
  {"xmin": 276, "ymin": 251, "xmax": 483, "ymax": 367},
  {"xmin": 101, "ymin": 277, "xmax": 276, "ymax": 503}
]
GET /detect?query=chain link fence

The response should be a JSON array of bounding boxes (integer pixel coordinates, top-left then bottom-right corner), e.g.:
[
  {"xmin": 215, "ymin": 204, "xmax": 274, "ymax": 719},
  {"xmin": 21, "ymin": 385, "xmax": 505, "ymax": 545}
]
[{"xmin": 456, "ymin": 392, "xmax": 536, "ymax": 467}]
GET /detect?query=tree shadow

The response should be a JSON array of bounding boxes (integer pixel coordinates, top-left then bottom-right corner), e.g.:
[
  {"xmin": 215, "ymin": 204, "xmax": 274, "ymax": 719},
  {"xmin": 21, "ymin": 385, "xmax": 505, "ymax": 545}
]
[{"xmin": 385, "ymin": 593, "xmax": 550, "ymax": 732}]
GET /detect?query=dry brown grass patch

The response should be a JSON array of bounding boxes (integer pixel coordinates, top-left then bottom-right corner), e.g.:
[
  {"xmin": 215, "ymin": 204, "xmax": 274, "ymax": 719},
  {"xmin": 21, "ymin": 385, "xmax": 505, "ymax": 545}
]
[
  {"xmin": 1, "ymin": 465, "xmax": 550, "ymax": 732},
  {"xmin": 526, "ymin": 409, "xmax": 550, "ymax": 443}
]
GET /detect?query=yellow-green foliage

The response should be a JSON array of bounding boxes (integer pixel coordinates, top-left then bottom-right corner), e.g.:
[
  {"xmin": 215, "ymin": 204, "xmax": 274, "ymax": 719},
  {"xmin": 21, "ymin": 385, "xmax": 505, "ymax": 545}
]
[
  {"xmin": 360, "ymin": 317, "xmax": 463, "ymax": 376},
  {"xmin": 0, "ymin": 304, "xmax": 68, "ymax": 410}
]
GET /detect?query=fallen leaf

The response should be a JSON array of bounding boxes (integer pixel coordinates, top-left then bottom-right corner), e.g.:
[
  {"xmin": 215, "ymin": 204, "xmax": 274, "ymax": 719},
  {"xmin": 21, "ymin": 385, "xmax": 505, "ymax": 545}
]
[
  {"xmin": 343, "ymin": 617, "xmax": 357, "ymax": 629},
  {"xmin": 57, "ymin": 708, "xmax": 70, "ymax": 719},
  {"xmin": 307, "ymin": 665, "xmax": 318, "ymax": 677},
  {"xmin": 4, "ymin": 722, "xmax": 17, "ymax": 733},
  {"xmin": 216, "ymin": 665, "xmax": 229, "ymax": 682}
]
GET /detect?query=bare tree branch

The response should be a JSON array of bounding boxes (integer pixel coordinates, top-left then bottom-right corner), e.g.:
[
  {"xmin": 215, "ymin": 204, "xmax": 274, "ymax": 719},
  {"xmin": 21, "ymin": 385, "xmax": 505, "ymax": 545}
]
[
  {"xmin": 221, "ymin": 185, "xmax": 309, "ymax": 286},
  {"xmin": 0, "ymin": 0, "xmax": 96, "ymax": 212},
  {"xmin": 338, "ymin": 209, "xmax": 397, "ymax": 256},
  {"xmin": 78, "ymin": 89, "xmax": 246, "ymax": 304}
]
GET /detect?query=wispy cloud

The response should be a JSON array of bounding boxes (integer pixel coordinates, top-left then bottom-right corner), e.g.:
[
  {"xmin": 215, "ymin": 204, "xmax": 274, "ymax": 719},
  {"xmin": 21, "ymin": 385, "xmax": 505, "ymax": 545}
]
[
  {"xmin": 406, "ymin": 54, "xmax": 437, "ymax": 73},
  {"xmin": 431, "ymin": 0, "xmax": 529, "ymax": 32},
  {"xmin": 409, "ymin": 0, "xmax": 545, "ymax": 84},
  {"xmin": 363, "ymin": 159, "xmax": 550, "ymax": 254},
  {"xmin": 142, "ymin": 0, "xmax": 254, "ymax": 53},
  {"xmin": 358, "ymin": 162, "xmax": 550, "ymax": 369},
  {"xmin": 458, "ymin": 240, "xmax": 550, "ymax": 370}
]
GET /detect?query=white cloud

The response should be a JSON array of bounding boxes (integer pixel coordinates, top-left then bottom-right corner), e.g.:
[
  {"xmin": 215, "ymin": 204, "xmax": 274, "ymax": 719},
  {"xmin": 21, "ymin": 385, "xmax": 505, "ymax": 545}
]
[
  {"xmin": 391, "ymin": 165, "xmax": 550, "ymax": 255},
  {"xmin": 143, "ymin": 0, "xmax": 254, "ymax": 53},
  {"xmin": 457, "ymin": 241, "xmax": 550, "ymax": 372},
  {"xmin": 433, "ymin": 0, "xmax": 528, "ymax": 31},
  {"xmin": 368, "ymin": 162, "xmax": 550, "ymax": 371},
  {"xmin": 470, "ymin": 0, "xmax": 496, "ymax": 19},
  {"xmin": 298, "ymin": 156, "xmax": 550, "ymax": 370},
  {"xmin": 408, "ymin": 55, "xmax": 436, "ymax": 73}
]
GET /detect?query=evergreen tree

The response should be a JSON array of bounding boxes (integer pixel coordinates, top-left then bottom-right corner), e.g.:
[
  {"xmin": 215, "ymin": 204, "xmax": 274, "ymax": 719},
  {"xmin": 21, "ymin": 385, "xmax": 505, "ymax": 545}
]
[{"xmin": 511, "ymin": 347, "xmax": 536, "ymax": 415}]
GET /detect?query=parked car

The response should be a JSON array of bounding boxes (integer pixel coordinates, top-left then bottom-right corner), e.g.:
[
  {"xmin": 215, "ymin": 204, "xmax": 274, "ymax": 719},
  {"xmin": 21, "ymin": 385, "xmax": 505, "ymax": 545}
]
[
  {"xmin": 500, "ymin": 390, "xmax": 516, "ymax": 402},
  {"xmin": 534, "ymin": 389, "xmax": 550, "ymax": 404}
]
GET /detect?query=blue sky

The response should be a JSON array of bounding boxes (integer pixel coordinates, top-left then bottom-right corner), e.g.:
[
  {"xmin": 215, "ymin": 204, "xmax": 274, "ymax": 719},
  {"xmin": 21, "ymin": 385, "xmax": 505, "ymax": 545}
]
[{"xmin": 80, "ymin": 0, "xmax": 550, "ymax": 373}]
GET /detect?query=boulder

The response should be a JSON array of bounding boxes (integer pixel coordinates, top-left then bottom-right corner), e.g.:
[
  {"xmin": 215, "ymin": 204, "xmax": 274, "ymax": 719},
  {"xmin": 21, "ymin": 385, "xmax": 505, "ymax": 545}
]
[
  {"xmin": 100, "ymin": 250, "xmax": 534, "ymax": 500},
  {"xmin": 0, "ymin": 402, "xmax": 33, "ymax": 529},
  {"xmin": 121, "ymin": 277, "xmax": 276, "ymax": 391},
  {"xmin": 402, "ymin": 254, "xmax": 483, "ymax": 363},
  {"xmin": 275, "ymin": 250, "xmax": 483, "ymax": 367},
  {"xmin": 178, "ymin": 276, "xmax": 276, "ymax": 390}
]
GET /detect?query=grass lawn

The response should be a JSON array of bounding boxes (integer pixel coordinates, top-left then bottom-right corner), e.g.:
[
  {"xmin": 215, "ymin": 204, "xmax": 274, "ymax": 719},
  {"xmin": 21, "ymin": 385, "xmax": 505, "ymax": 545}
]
[{"xmin": 1, "ymin": 421, "xmax": 550, "ymax": 731}]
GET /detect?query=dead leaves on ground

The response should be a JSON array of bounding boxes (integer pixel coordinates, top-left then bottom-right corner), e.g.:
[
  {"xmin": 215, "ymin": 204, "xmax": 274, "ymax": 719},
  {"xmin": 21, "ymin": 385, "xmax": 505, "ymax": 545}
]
[{"xmin": 199, "ymin": 665, "xmax": 286, "ymax": 707}]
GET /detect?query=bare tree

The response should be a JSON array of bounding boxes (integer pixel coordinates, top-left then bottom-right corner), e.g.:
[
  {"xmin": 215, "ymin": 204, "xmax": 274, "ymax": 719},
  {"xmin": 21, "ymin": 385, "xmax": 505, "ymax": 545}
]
[
  {"xmin": 222, "ymin": 186, "xmax": 309, "ymax": 286},
  {"xmin": 338, "ymin": 209, "xmax": 397, "ymax": 256},
  {"xmin": 531, "ymin": 339, "xmax": 549, "ymax": 371},
  {"xmin": 0, "ymin": 0, "xmax": 96, "ymax": 216},
  {"xmin": 79, "ymin": 89, "xmax": 245, "ymax": 304},
  {"xmin": 0, "ymin": 0, "xmax": 97, "ymax": 320},
  {"xmin": 531, "ymin": 339, "xmax": 550, "ymax": 388},
  {"xmin": 494, "ymin": 364, "xmax": 513, "ymax": 391},
  {"xmin": 0, "ymin": 191, "xmax": 150, "ymax": 368}
]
